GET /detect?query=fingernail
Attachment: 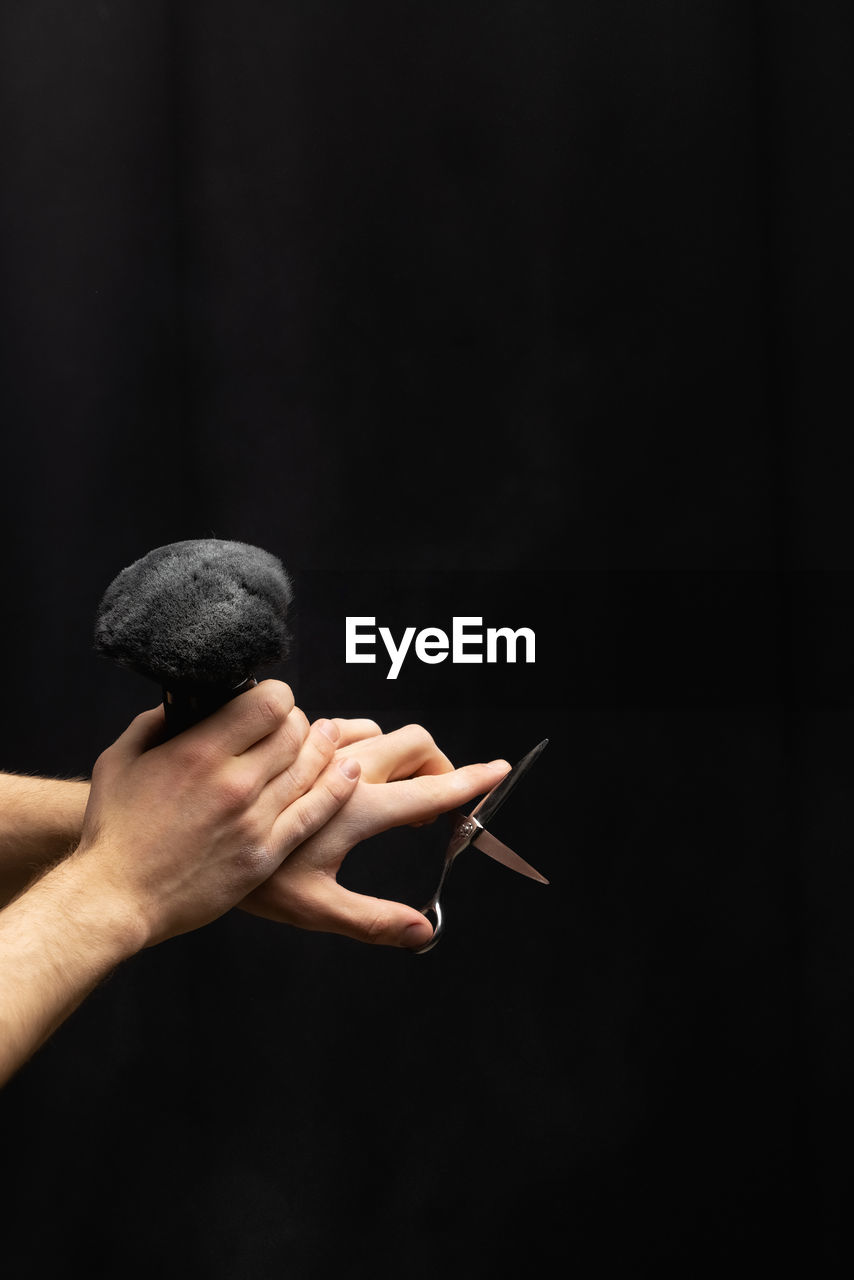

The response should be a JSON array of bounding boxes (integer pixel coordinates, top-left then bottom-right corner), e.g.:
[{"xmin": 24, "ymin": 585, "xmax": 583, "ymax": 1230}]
[
  {"xmin": 338, "ymin": 756, "xmax": 360, "ymax": 780},
  {"xmin": 401, "ymin": 921, "xmax": 433, "ymax": 949},
  {"xmin": 317, "ymin": 719, "xmax": 340, "ymax": 742},
  {"xmin": 487, "ymin": 758, "xmax": 512, "ymax": 771}
]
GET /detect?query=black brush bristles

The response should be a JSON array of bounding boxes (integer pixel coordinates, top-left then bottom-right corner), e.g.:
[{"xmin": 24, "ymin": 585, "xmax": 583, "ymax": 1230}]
[{"xmin": 94, "ymin": 539, "xmax": 293, "ymax": 733}]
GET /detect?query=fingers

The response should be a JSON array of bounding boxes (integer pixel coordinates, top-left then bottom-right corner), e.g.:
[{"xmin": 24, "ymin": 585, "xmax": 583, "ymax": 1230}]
[
  {"xmin": 188, "ymin": 679, "xmax": 297, "ymax": 758},
  {"xmin": 268, "ymin": 754, "xmax": 362, "ymax": 861},
  {"xmin": 103, "ymin": 683, "xmax": 298, "ymax": 769},
  {"xmin": 327, "ymin": 718, "xmax": 382, "ymax": 748},
  {"xmin": 242, "ymin": 702, "xmax": 310, "ymax": 776},
  {"xmin": 304, "ymin": 882, "xmax": 435, "ymax": 949},
  {"xmin": 336, "ymin": 723, "xmax": 455, "ymax": 783},
  {"xmin": 181, "ymin": 682, "xmax": 313, "ymax": 801},
  {"xmin": 251, "ymin": 714, "xmax": 344, "ymax": 816},
  {"xmin": 245, "ymin": 874, "xmax": 434, "ymax": 950},
  {"xmin": 102, "ymin": 706, "xmax": 168, "ymax": 763},
  {"xmin": 105, "ymin": 685, "xmax": 348, "ymax": 820},
  {"xmin": 360, "ymin": 760, "xmax": 512, "ymax": 834}
]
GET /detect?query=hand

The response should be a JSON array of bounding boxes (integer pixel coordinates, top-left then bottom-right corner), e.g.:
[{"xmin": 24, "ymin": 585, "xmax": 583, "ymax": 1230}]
[
  {"xmin": 241, "ymin": 721, "xmax": 511, "ymax": 949},
  {"xmin": 74, "ymin": 681, "xmax": 361, "ymax": 947}
]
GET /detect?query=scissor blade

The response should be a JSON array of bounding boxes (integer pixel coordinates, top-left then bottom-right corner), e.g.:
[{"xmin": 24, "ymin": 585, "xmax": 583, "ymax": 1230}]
[
  {"xmin": 472, "ymin": 827, "xmax": 549, "ymax": 884},
  {"xmin": 470, "ymin": 738, "xmax": 548, "ymax": 830}
]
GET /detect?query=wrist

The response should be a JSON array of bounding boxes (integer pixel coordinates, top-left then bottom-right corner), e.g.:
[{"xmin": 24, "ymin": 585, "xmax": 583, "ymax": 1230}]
[
  {"xmin": 0, "ymin": 776, "xmax": 91, "ymax": 907},
  {"xmin": 41, "ymin": 844, "xmax": 150, "ymax": 964}
]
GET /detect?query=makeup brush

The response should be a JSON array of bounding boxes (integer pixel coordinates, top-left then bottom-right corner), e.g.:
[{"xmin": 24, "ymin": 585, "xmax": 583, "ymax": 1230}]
[{"xmin": 93, "ymin": 538, "xmax": 294, "ymax": 736}]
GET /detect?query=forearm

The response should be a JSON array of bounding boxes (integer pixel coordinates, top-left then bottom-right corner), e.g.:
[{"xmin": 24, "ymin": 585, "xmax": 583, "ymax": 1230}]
[
  {"xmin": 0, "ymin": 773, "xmax": 90, "ymax": 904},
  {"xmin": 0, "ymin": 850, "xmax": 143, "ymax": 1087}
]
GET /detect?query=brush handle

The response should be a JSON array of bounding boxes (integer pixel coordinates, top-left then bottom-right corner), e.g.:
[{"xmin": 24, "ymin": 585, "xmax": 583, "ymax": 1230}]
[{"xmin": 162, "ymin": 675, "xmax": 258, "ymax": 738}]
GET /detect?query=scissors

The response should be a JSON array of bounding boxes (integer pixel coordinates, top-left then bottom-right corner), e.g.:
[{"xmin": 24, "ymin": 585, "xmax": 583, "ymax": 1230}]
[{"xmin": 414, "ymin": 739, "xmax": 550, "ymax": 954}]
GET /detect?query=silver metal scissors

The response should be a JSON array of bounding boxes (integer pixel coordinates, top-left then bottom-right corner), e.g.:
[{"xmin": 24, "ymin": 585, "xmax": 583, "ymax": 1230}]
[{"xmin": 414, "ymin": 739, "xmax": 550, "ymax": 954}]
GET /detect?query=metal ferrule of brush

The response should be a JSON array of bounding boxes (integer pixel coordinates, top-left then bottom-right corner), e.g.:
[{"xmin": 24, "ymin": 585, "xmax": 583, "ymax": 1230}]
[{"xmin": 162, "ymin": 674, "xmax": 258, "ymax": 738}]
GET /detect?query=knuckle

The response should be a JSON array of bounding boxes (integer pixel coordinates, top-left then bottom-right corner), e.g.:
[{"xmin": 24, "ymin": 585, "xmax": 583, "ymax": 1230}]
[
  {"xmin": 257, "ymin": 680, "xmax": 295, "ymax": 724},
  {"xmin": 173, "ymin": 736, "xmax": 216, "ymax": 773},
  {"xmin": 309, "ymin": 777, "xmax": 340, "ymax": 818},
  {"xmin": 288, "ymin": 706, "xmax": 310, "ymax": 744},
  {"xmin": 286, "ymin": 773, "xmax": 349, "ymax": 843},
  {"xmin": 402, "ymin": 723, "xmax": 434, "ymax": 748},
  {"xmin": 218, "ymin": 768, "xmax": 256, "ymax": 812},
  {"xmin": 323, "ymin": 767, "xmax": 355, "ymax": 805},
  {"xmin": 364, "ymin": 911, "xmax": 392, "ymax": 945},
  {"xmin": 443, "ymin": 775, "xmax": 469, "ymax": 807},
  {"xmin": 415, "ymin": 774, "xmax": 454, "ymax": 814},
  {"xmin": 310, "ymin": 718, "xmax": 339, "ymax": 750},
  {"xmin": 285, "ymin": 803, "xmax": 314, "ymax": 847},
  {"xmin": 338, "ymin": 717, "xmax": 381, "ymax": 737},
  {"xmin": 277, "ymin": 759, "xmax": 305, "ymax": 802},
  {"xmin": 277, "ymin": 721, "xmax": 311, "ymax": 768},
  {"xmin": 234, "ymin": 839, "xmax": 274, "ymax": 882}
]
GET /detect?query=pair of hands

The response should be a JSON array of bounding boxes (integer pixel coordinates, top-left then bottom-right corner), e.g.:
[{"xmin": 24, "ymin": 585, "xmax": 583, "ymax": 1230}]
[{"xmin": 79, "ymin": 681, "xmax": 510, "ymax": 952}]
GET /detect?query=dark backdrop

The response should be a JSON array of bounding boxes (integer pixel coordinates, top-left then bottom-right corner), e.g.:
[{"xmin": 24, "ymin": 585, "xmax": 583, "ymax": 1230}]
[{"xmin": 1, "ymin": 2, "xmax": 852, "ymax": 1275}]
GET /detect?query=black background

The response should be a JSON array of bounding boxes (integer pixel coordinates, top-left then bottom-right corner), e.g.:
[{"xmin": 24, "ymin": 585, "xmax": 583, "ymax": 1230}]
[{"xmin": 1, "ymin": 2, "xmax": 853, "ymax": 1274}]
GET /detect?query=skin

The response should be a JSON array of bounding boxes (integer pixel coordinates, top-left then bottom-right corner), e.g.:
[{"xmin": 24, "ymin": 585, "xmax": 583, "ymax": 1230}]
[
  {"xmin": 0, "ymin": 682, "xmax": 360, "ymax": 1086},
  {"xmin": 0, "ymin": 775, "xmax": 89, "ymax": 905},
  {"xmin": 0, "ymin": 682, "xmax": 511, "ymax": 1086},
  {"xmin": 243, "ymin": 720, "xmax": 511, "ymax": 948}
]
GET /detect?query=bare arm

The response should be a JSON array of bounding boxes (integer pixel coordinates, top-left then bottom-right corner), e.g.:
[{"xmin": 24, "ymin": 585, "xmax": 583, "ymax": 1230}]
[
  {"xmin": 0, "ymin": 773, "xmax": 90, "ymax": 905},
  {"xmin": 0, "ymin": 707, "xmax": 508, "ymax": 1083},
  {"xmin": 0, "ymin": 683, "xmax": 359, "ymax": 1087},
  {"xmin": 0, "ymin": 846, "xmax": 144, "ymax": 1078}
]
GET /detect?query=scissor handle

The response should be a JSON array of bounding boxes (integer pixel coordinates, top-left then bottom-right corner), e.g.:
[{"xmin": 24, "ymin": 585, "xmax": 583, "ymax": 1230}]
[
  {"xmin": 412, "ymin": 812, "xmax": 475, "ymax": 955},
  {"xmin": 412, "ymin": 899, "xmax": 444, "ymax": 954}
]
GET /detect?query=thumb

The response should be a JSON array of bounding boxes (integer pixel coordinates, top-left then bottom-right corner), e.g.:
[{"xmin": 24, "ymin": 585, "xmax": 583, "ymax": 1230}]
[
  {"xmin": 105, "ymin": 706, "xmax": 168, "ymax": 762},
  {"xmin": 291, "ymin": 877, "xmax": 434, "ymax": 949}
]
